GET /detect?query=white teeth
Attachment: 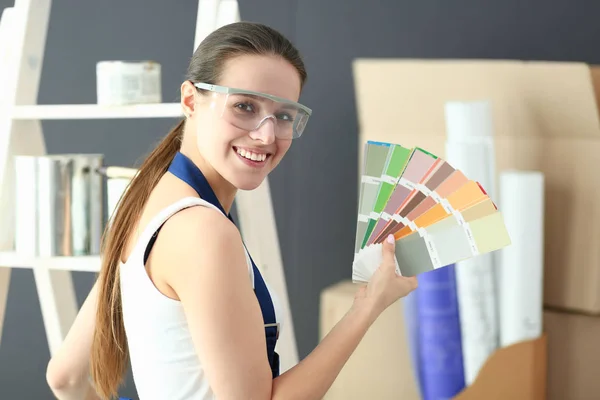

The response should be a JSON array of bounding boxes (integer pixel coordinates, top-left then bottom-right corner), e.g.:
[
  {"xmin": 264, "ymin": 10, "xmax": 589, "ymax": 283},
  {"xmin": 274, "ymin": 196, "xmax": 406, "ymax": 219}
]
[{"xmin": 236, "ymin": 148, "xmax": 266, "ymax": 162}]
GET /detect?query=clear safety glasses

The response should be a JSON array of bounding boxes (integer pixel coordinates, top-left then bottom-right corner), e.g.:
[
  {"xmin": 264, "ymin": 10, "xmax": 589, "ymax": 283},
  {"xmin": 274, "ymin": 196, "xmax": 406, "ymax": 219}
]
[{"xmin": 193, "ymin": 82, "xmax": 312, "ymax": 139}]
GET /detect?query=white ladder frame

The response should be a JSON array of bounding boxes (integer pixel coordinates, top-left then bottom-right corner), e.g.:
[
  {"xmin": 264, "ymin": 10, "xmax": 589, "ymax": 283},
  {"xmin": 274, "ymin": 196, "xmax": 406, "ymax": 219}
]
[{"xmin": 0, "ymin": 0, "xmax": 298, "ymax": 375}]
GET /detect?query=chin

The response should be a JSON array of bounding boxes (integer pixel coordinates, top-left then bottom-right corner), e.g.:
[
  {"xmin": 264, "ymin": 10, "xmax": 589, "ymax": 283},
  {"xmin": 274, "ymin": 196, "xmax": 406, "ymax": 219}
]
[{"xmin": 233, "ymin": 177, "xmax": 266, "ymax": 191}]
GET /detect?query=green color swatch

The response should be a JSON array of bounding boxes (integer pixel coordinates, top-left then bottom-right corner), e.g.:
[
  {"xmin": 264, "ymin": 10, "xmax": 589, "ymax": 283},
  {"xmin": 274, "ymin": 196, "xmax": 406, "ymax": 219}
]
[
  {"xmin": 360, "ymin": 144, "xmax": 412, "ymax": 249},
  {"xmin": 355, "ymin": 141, "xmax": 393, "ymax": 253}
]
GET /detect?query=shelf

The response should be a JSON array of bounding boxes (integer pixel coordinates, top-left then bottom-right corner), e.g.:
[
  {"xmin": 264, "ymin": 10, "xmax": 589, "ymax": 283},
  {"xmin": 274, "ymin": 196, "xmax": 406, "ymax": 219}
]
[
  {"xmin": 10, "ymin": 103, "xmax": 184, "ymax": 120},
  {"xmin": 0, "ymin": 252, "xmax": 101, "ymax": 272}
]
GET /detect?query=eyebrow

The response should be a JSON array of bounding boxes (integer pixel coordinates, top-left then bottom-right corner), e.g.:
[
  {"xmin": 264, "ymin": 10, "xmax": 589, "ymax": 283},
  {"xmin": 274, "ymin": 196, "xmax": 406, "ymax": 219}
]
[
  {"xmin": 233, "ymin": 93, "xmax": 266, "ymax": 101},
  {"xmin": 232, "ymin": 93, "xmax": 300, "ymax": 112}
]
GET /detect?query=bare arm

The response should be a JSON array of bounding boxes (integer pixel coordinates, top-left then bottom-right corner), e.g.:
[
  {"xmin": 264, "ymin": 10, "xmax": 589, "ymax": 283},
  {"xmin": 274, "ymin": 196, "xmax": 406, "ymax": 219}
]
[
  {"xmin": 158, "ymin": 207, "xmax": 273, "ymax": 399},
  {"xmin": 159, "ymin": 207, "xmax": 416, "ymax": 400},
  {"xmin": 270, "ymin": 300, "xmax": 375, "ymax": 399},
  {"xmin": 269, "ymin": 235, "xmax": 416, "ymax": 400},
  {"xmin": 46, "ymin": 280, "xmax": 101, "ymax": 400}
]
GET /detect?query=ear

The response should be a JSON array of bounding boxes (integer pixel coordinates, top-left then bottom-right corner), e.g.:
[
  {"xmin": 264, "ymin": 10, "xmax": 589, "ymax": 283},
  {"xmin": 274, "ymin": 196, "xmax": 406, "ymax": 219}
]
[{"xmin": 180, "ymin": 81, "xmax": 197, "ymax": 117}]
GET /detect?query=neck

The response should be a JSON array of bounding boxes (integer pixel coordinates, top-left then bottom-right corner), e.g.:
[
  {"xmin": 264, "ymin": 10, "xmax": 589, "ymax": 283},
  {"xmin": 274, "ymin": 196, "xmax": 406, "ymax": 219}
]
[{"xmin": 178, "ymin": 146, "xmax": 237, "ymax": 214}]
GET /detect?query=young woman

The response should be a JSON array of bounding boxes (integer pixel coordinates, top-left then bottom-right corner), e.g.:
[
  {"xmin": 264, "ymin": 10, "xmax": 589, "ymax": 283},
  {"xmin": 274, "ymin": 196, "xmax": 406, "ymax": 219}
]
[{"xmin": 45, "ymin": 21, "xmax": 418, "ymax": 400}]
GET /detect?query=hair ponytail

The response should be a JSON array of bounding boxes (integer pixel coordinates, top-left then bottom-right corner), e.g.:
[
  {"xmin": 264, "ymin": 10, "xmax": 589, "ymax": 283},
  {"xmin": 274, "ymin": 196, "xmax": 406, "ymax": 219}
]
[{"xmin": 89, "ymin": 119, "xmax": 184, "ymax": 399}]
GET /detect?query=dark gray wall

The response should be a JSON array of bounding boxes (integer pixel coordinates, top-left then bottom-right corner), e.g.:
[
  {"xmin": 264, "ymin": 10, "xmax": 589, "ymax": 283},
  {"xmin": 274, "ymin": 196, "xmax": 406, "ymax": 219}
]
[{"xmin": 2, "ymin": 0, "xmax": 600, "ymax": 398}]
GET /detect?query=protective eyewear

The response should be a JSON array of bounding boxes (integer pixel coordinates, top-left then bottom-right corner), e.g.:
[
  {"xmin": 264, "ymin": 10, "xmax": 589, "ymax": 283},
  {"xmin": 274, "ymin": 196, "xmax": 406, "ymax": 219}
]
[{"xmin": 193, "ymin": 82, "xmax": 311, "ymax": 139}]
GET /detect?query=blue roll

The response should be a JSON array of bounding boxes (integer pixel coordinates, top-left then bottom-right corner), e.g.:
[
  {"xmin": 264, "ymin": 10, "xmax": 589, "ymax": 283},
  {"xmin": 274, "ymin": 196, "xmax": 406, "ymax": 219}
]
[
  {"xmin": 415, "ymin": 265, "xmax": 466, "ymax": 399},
  {"xmin": 402, "ymin": 290, "xmax": 423, "ymax": 397}
]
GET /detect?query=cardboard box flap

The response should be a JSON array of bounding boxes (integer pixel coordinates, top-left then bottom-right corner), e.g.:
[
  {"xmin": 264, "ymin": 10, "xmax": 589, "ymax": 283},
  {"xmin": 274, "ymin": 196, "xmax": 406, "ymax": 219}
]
[
  {"xmin": 454, "ymin": 334, "xmax": 547, "ymax": 400},
  {"xmin": 352, "ymin": 59, "xmax": 600, "ymax": 139}
]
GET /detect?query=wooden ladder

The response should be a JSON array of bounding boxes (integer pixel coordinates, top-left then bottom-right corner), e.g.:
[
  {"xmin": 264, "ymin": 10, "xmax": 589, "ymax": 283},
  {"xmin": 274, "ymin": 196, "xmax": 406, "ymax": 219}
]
[{"xmin": 0, "ymin": 0, "xmax": 298, "ymax": 375}]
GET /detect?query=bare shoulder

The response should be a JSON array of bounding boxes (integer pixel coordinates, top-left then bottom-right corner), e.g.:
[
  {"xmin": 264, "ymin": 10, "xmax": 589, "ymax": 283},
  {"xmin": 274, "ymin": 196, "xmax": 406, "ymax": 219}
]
[
  {"xmin": 159, "ymin": 203, "xmax": 240, "ymax": 251},
  {"xmin": 148, "ymin": 203, "xmax": 250, "ymax": 292}
]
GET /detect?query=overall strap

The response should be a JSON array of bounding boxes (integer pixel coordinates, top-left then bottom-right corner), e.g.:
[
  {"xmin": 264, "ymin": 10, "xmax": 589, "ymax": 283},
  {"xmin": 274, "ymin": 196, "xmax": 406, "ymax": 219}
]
[{"xmin": 167, "ymin": 151, "xmax": 280, "ymax": 378}]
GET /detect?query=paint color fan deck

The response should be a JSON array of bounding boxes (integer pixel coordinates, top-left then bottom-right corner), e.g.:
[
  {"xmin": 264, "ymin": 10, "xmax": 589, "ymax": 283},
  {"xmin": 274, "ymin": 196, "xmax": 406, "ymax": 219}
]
[{"xmin": 352, "ymin": 141, "xmax": 511, "ymax": 283}]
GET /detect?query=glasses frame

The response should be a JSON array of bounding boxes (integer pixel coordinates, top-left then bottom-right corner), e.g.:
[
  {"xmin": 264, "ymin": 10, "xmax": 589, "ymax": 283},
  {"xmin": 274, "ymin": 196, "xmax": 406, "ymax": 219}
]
[
  {"xmin": 193, "ymin": 81, "xmax": 312, "ymax": 117},
  {"xmin": 192, "ymin": 81, "xmax": 312, "ymax": 139}
]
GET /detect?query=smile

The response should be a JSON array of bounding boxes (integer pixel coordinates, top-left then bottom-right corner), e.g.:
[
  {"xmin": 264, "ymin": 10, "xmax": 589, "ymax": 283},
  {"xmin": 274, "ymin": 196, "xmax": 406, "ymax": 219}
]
[
  {"xmin": 233, "ymin": 146, "xmax": 270, "ymax": 168},
  {"xmin": 236, "ymin": 147, "xmax": 267, "ymax": 161}
]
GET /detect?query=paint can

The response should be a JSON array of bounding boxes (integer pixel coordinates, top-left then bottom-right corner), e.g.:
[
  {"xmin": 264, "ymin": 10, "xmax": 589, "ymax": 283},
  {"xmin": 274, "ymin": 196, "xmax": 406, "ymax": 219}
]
[
  {"xmin": 96, "ymin": 61, "xmax": 162, "ymax": 106},
  {"xmin": 20, "ymin": 154, "xmax": 105, "ymax": 256},
  {"xmin": 95, "ymin": 166, "xmax": 137, "ymax": 225}
]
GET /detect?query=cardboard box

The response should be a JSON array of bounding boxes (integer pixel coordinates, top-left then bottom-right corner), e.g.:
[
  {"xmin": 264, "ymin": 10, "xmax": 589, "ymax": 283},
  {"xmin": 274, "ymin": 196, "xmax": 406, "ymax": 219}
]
[
  {"xmin": 319, "ymin": 280, "xmax": 420, "ymax": 400},
  {"xmin": 544, "ymin": 309, "xmax": 600, "ymax": 399},
  {"xmin": 352, "ymin": 59, "xmax": 600, "ymax": 314},
  {"xmin": 320, "ymin": 280, "xmax": 547, "ymax": 399}
]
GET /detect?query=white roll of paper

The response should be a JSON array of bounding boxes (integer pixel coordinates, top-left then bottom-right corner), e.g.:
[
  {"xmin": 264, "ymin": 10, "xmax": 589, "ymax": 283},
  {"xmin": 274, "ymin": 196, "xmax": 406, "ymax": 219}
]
[
  {"xmin": 444, "ymin": 100, "xmax": 499, "ymax": 385},
  {"xmin": 444, "ymin": 101, "xmax": 496, "ymax": 199},
  {"xmin": 498, "ymin": 171, "xmax": 544, "ymax": 347},
  {"xmin": 451, "ymin": 256, "xmax": 497, "ymax": 384}
]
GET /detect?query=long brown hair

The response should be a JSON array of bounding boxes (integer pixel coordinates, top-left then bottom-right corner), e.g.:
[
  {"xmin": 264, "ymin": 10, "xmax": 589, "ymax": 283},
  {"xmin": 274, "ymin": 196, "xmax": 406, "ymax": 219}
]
[{"xmin": 89, "ymin": 22, "xmax": 307, "ymax": 399}]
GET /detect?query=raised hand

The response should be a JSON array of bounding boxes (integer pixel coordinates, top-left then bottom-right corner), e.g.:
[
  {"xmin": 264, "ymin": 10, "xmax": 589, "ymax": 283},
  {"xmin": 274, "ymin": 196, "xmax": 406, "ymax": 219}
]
[{"xmin": 354, "ymin": 234, "xmax": 418, "ymax": 318}]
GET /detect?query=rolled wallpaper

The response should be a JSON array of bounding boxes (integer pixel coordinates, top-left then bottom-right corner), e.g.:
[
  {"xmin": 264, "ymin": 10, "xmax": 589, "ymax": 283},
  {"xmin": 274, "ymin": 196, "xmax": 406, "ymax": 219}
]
[
  {"xmin": 415, "ymin": 265, "xmax": 466, "ymax": 399},
  {"xmin": 498, "ymin": 170, "xmax": 545, "ymax": 347},
  {"xmin": 444, "ymin": 100, "xmax": 499, "ymax": 385}
]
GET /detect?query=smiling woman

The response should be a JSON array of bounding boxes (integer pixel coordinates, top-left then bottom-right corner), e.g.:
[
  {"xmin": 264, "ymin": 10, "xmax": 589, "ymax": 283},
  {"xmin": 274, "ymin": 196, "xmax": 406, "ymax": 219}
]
[{"xmin": 45, "ymin": 21, "xmax": 417, "ymax": 400}]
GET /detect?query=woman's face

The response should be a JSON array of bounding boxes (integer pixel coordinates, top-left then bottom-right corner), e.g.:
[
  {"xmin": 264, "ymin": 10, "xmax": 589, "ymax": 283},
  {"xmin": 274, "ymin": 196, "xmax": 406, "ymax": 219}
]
[{"xmin": 183, "ymin": 54, "xmax": 303, "ymax": 191}]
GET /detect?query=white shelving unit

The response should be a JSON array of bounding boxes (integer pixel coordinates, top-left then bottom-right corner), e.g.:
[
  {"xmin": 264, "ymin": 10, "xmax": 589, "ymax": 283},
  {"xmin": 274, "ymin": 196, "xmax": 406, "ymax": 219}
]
[
  {"xmin": 10, "ymin": 103, "xmax": 184, "ymax": 120},
  {"xmin": 0, "ymin": 253, "xmax": 101, "ymax": 272},
  {"xmin": 0, "ymin": 0, "xmax": 298, "ymax": 374}
]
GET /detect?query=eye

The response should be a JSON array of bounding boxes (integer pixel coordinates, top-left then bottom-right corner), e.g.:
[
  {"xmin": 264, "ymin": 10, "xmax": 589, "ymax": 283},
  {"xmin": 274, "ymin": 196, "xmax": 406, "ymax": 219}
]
[
  {"xmin": 276, "ymin": 112, "xmax": 294, "ymax": 122},
  {"xmin": 234, "ymin": 102, "xmax": 255, "ymax": 113}
]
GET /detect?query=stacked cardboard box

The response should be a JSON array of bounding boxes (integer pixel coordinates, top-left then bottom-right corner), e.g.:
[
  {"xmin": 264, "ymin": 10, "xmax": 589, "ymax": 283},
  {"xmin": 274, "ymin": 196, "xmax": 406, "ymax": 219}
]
[
  {"xmin": 319, "ymin": 59, "xmax": 600, "ymax": 399},
  {"xmin": 320, "ymin": 281, "xmax": 420, "ymax": 399},
  {"xmin": 320, "ymin": 281, "xmax": 547, "ymax": 399}
]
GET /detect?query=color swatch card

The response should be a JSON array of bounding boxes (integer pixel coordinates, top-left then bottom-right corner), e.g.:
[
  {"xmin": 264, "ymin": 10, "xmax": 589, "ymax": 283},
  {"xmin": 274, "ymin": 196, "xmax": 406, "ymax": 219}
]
[
  {"xmin": 371, "ymin": 160, "xmax": 462, "ymax": 244},
  {"xmin": 360, "ymin": 144, "xmax": 413, "ymax": 249},
  {"xmin": 365, "ymin": 147, "xmax": 439, "ymax": 246},
  {"xmin": 355, "ymin": 141, "xmax": 393, "ymax": 253},
  {"xmin": 353, "ymin": 141, "xmax": 511, "ymax": 283},
  {"xmin": 394, "ymin": 180, "xmax": 488, "ymax": 241}
]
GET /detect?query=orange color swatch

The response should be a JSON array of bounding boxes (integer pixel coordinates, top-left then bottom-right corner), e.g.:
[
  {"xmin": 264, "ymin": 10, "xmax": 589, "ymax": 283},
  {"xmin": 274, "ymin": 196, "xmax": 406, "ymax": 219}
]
[
  {"xmin": 394, "ymin": 180, "xmax": 488, "ymax": 240},
  {"xmin": 373, "ymin": 169, "xmax": 470, "ymax": 244}
]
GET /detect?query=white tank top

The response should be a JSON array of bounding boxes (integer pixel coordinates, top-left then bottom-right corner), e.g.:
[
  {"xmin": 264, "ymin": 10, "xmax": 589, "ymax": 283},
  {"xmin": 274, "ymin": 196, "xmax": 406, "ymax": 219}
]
[{"xmin": 120, "ymin": 197, "xmax": 283, "ymax": 400}]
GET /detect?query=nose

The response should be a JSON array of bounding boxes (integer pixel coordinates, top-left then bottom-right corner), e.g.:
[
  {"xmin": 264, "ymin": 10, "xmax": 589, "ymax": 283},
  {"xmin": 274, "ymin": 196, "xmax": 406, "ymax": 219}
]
[{"xmin": 249, "ymin": 116, "xmax": 276, "ymax": 144}]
